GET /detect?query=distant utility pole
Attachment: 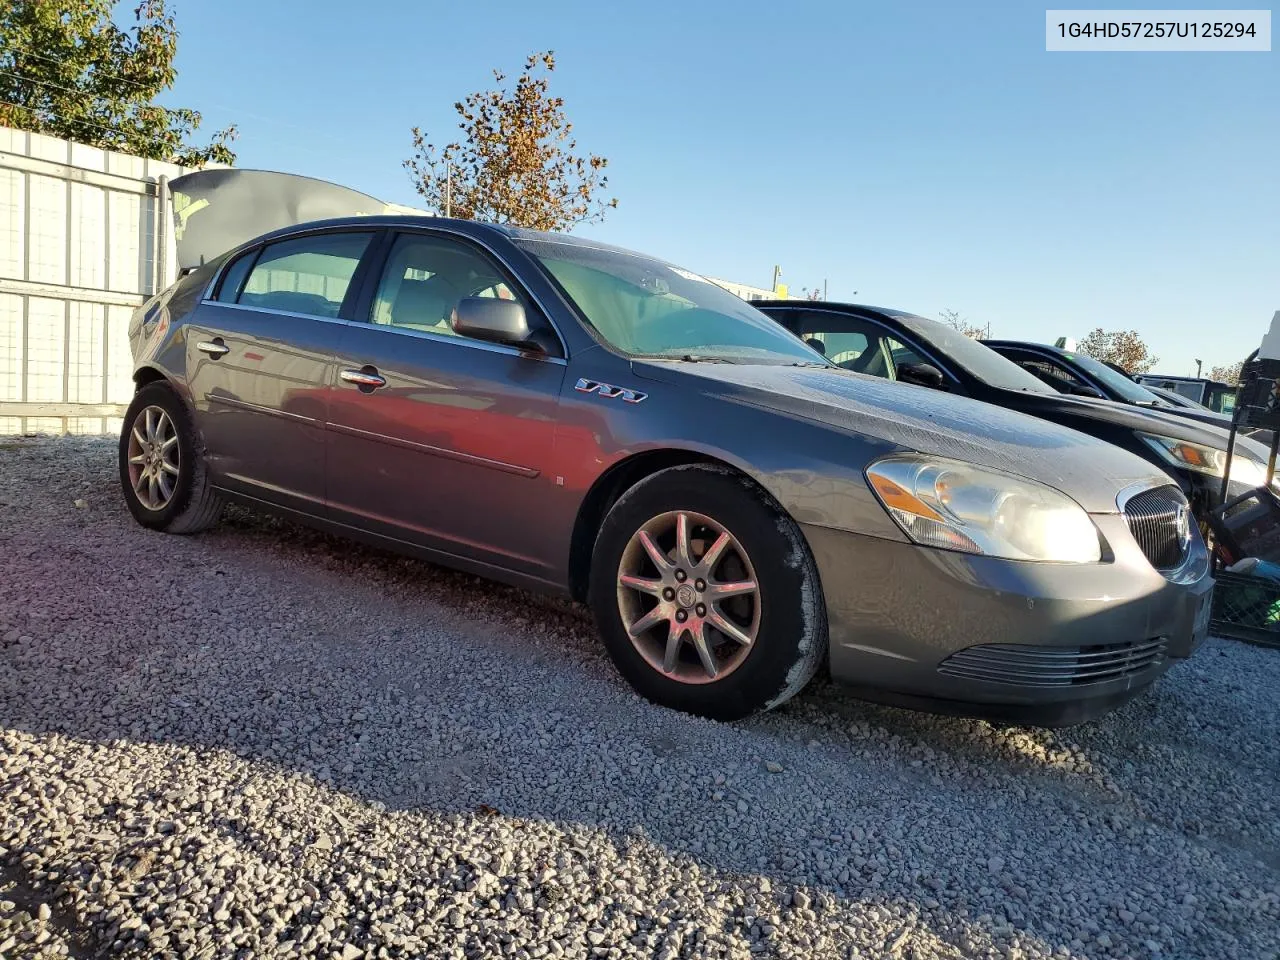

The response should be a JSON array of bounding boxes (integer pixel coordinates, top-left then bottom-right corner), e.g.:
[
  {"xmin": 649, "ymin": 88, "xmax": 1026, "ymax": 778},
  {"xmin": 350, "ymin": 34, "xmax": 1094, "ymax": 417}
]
[
  {"xmin": 1195, "ymin": 358, "xmax": 1203, "ymax": 378},
  {"xmin": 771, "ymin": 265, "xmax": 781, "ymax": 291},
  {"xmin": 445, "ymin": 161, "xmax": 452, "ymax": 218},
  {"xmin": 823, "ymin": 278, "xmax": 828, "ymax": 301}
]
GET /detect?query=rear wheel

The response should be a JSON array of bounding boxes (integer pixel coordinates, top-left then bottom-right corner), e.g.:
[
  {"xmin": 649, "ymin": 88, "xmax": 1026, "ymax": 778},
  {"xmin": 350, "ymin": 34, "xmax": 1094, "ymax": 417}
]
[
  {"xmin": 119, "ymin": 382, "xmax": 223, "ymax": 534},
  {"xmin": 589, "ymin": 465, "xmax": 826, "ymax": 720}
]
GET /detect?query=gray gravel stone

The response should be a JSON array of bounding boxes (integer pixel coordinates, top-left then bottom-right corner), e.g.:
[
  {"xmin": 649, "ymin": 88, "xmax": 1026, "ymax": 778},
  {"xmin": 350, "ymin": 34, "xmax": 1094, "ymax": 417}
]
[{"xmin": 0, "ymin": 436, "xmax": 1278, "ymax": 960}]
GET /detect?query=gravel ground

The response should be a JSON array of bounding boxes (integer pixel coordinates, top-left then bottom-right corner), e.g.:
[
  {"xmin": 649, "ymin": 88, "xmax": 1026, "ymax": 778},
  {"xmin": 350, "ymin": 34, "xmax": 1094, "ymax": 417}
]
[{"xmin": 1, "ymin": 435, "xmax": 1277, "ymax": 960}]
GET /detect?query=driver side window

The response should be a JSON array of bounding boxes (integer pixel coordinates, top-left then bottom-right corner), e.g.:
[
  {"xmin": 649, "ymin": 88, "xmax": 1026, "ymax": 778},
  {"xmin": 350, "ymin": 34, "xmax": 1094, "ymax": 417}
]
[
  {"xmin": 369, "ymin": 234, "xmax": 530, "ymax": 339},
  {"xmin": 793, "ymin": 313, "xmax": 893, "ymax": 379}
]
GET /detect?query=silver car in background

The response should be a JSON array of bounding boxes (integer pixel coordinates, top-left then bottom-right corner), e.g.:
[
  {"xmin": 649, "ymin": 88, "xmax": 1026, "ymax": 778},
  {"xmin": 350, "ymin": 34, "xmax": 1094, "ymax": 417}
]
[{"xmin": 119, "ymin": 196, "xmax": 1213, "ymax": 724}]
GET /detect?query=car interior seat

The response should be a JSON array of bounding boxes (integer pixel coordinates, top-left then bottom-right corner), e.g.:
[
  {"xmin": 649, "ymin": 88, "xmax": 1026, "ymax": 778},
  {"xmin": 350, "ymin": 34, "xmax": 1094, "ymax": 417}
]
[{"xmin": 389, "ymin": 276, "xmax": 461, "ymax": 332}]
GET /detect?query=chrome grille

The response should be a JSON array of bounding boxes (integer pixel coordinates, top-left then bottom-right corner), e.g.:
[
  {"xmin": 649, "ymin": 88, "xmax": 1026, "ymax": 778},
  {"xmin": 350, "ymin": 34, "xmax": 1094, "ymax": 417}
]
[
  {"xmin": 938, "ymin": 639, "xmax": 1167, "ymax": 687},
  {"xmin": 1123, "ymin": 485, "xmax": 1191, "ymax": 571}
]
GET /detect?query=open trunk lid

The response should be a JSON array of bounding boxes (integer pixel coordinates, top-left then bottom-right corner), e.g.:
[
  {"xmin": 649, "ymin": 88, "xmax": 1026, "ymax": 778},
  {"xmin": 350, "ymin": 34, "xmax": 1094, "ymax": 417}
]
[{"xmin": 169, "ymin": 168, "xmax": 428, "ymax": 270}]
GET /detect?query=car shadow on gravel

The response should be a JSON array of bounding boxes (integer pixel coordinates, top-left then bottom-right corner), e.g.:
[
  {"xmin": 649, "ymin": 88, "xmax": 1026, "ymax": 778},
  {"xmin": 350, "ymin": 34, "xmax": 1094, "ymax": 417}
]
[{"xmin": 2, "ymin": 437, "xmax": 1279, "ymax": 960}]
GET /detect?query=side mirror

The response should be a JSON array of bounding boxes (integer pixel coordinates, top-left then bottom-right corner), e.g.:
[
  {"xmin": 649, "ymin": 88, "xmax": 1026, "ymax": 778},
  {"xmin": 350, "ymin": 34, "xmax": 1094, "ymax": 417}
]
[
  {"xmin": 452, "ymin": 297, "xmax": 547, "ymax": 354},
  {"xmin": 897, "ymin": 361, "xmax": 945, "ymax": 389},
  {"xmin": 1070, "ymin": 383, "xmax": 1104, "ymax": 399}
]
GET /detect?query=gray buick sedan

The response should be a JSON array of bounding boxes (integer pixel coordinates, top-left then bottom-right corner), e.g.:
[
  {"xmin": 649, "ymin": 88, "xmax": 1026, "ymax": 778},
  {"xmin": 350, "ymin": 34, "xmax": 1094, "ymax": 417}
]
[{"xmin": 121, "ymin": 215, "xmax": 1213, "ymax": 724}]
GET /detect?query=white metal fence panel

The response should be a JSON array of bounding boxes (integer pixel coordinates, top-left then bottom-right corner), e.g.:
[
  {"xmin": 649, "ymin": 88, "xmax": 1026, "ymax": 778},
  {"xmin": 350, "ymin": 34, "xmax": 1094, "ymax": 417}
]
[{"xmin": 0, "ymin": 124, "xmax": 190, "ymax": 435}]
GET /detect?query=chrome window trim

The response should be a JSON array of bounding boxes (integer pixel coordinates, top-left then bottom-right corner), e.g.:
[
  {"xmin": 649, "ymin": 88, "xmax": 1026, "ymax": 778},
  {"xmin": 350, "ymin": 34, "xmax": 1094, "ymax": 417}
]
[
  {"xmin": 350, "ymin": 321, "xmax": 568, "ymax": 366},
  {"xmin": 200, "ymin": 222, "xmax": 571, "ymax": 357},
  {"xmin": 203, "ymin": 301, "xmax": 353, "ymax": 325},
  {"xmin": 201, "ymin": 299, "xmax": 566, "ymax": 365},
  {"xmin": 202, "ymin": 267, "xmax": 226, "ymax": 302}
]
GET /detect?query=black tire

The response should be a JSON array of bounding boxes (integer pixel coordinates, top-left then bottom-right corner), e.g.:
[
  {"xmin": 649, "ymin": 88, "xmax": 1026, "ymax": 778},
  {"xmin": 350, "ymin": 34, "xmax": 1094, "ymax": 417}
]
[
  {"xmin": 118, "ymin": 381, "xmax": 223, "ymax": 534},
  {"xmin": 588, "ymin": 464, "xmax": 827, "ymax": 721}
]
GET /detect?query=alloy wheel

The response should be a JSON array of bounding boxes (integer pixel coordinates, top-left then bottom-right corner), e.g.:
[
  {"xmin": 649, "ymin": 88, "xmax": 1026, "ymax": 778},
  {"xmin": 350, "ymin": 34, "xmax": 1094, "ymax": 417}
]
[
  {"xmin": 126, "ymin": 405, "xmax": 181, "ymax": 511},
  {"xmin": 615, "ymin": 510, "xmax": 761, "ymax": 684}
]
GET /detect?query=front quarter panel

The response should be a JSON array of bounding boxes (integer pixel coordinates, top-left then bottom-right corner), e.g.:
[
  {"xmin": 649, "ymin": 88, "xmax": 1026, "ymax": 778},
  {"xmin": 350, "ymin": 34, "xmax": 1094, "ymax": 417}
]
[{"xmin": 548, "ymin": 352, "xmax": 910, "ymax": 567}]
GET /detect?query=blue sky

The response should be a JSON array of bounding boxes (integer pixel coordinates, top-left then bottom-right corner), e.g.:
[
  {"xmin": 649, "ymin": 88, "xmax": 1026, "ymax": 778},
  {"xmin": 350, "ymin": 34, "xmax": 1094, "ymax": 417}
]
[{"xmin": 162, "ymin": 0, "xmax": 1275, "ymax": 375}]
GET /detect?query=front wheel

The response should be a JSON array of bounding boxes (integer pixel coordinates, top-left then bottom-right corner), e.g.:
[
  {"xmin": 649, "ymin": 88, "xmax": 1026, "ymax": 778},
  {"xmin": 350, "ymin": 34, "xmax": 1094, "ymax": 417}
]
[
  {"xmin": 588, "ymin": 465, "xmax": 827, "ymax": 721},
  {"xmin": 119, "ymin": 381, "xmax": 223, "ymax": 534}
]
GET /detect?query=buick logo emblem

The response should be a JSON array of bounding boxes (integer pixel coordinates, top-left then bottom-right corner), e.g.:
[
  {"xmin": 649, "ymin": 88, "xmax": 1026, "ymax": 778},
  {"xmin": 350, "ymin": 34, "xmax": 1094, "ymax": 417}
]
[{"xmin": 1174, "ymin": 504, "xmax": 1192, "ymax": 551}]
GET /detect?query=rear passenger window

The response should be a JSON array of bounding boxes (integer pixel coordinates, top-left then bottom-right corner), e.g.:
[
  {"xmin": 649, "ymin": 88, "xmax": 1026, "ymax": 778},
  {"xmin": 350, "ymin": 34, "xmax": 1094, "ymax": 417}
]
[
  {"xmin": 237, "ymin": 232, "xmax": 373, "ymax": 318},
  {"xmin": 214, "ymin": 249, "xmax": 256, "ymax": 303}
]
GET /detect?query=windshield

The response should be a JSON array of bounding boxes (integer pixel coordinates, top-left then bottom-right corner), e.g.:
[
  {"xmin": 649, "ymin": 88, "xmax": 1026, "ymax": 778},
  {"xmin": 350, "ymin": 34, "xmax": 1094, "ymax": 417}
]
[
  {"xmin": 515, "ymin": 239, "xmax": 825, "ymax": 365},
  {"xmin": 1150, "ymin": 385, "xmax": 1206, "ymax": 408},
  {"xmin": 892, "ymin": 314, "xmax": 1056, "ymax": 393},
  {"xmin": 1061, "ymin": 352, "xmax": 1167, "ymax": 404}
]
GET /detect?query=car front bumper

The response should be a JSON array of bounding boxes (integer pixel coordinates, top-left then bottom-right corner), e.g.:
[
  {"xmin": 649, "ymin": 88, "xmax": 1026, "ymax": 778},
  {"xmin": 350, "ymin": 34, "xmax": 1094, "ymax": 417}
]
[{"xmin": 802, "ymin": 514, "xmax": 1214, "ymax": 726}]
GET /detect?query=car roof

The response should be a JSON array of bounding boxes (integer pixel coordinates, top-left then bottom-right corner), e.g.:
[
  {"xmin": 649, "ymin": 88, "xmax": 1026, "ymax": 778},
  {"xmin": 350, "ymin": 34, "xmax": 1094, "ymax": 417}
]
[
  {"xmin": 752, "ymin": 300, "xmax": 927, "ymax": 322},
  {"xmin": 249, "ymin": 215, "xmax": 678, "ymax": 262},
  {"xmin": 981, "ymin": 339, "xmax": 1065, "ymax": 354}
]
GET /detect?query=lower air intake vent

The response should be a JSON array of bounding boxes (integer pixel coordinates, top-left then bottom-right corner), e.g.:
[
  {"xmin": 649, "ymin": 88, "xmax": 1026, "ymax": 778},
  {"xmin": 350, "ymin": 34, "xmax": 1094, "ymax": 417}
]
[{"xmin": 938, "ymin": 639, "xmax": 1167, "ymax": 687}]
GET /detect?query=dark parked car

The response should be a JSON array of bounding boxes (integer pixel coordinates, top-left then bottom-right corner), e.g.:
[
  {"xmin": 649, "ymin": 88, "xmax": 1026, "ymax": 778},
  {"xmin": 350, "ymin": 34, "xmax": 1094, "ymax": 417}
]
[
  {"xmin": 981, "ymin": 339, "xmax": 1235, "ymax": 433},
  {"xmin": 120, "ymin": 206, "xmax": 1212, "ymax": 725},
  {"xmin": 1133, "ymin": 374, "xmax": 1238, "ymax": 415},
  {"xmin": 756, "ymin": 301, "xmax": 1271, "ymax": 522},
  {"xmin": 1145, "ymin": 384, "xmax": 1212, "ymax": 410}
]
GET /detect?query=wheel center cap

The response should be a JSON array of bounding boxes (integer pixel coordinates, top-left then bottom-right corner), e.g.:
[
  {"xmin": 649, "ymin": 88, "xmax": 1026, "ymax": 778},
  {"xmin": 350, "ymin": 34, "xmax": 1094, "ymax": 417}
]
[{"xmin": 675, "ymin": 584, "xmax": 697, "ymax": 608}]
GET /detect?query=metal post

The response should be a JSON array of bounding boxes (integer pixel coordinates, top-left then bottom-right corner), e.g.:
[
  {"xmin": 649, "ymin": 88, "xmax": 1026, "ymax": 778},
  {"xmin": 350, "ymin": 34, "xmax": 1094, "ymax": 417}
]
[
  {"xmin": 445, "ymin": 162, "xmax": 452, "ymax": 218},
  {"xmin": 157, "ymin": 175, "xmax": 169, "ymax": 293}
]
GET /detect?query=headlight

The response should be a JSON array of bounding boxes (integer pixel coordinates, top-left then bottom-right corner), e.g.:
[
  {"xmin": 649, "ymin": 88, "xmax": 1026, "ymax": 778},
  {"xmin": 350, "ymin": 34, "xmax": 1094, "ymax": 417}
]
[
  {"xmin": 1138, "ymin": 434, "xmax": 1267, "ymax": 487},
  {"xmin": 866, "ymin": 456, "xmax": 1102, "ymax": 563}
]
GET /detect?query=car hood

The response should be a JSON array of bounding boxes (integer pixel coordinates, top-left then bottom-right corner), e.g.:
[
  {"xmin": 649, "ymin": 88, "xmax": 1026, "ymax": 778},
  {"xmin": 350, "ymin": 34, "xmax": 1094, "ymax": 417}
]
[
  {"xmin": 1020, "ymin": 392, "xmax": 1269, "ymax": 459},
  {"xmin": 1151, "ymin": 405, "xmax": 1234, "ymax": 430},
  {"xmin": 632, "ymin": 362, "xmax": 1172, "ymax": 513}
]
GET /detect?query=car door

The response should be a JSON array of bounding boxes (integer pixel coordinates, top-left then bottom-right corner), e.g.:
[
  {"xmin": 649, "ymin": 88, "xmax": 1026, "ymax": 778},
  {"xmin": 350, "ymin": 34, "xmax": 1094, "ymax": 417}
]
[
  {"xmin": 186, "ymin": 229, "xmax": 375, "ymax": 513},
  {"xmin": 325, "ymin": 230, "xmax": 568, "ymax": 579}
]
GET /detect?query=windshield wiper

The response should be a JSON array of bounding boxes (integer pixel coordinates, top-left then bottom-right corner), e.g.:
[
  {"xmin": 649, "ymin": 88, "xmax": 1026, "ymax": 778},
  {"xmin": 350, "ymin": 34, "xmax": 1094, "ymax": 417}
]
[
  {"xmin": 636, "ymin": 353, "xmax": 737, "ymax": 364},
  {"xmin": 787, "ymin": 360, "xmax": 829, "ymax": 368}
]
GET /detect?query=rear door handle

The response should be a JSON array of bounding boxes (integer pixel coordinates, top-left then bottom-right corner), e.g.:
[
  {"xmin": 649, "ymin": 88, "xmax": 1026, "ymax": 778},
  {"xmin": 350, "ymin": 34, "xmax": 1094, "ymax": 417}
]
[
  {"xmin": 196, "ymin": 339, "xmax": 230, "ymax": 358},
  {"xmin": 340, "ymin": 367, "xmax": 387, "ymax": 391}
]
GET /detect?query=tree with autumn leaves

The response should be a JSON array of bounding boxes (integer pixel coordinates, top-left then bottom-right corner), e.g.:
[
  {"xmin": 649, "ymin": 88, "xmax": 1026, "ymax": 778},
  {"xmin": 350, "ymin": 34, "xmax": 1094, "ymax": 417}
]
[
  {"xmin": 1076, "ymin": 328, "xmax": 1159, "ymax": 374},
  {"xmin": 404, "ymin": 51, "xmax": 616, "ymax": 231},
  {"xmin": 938, "ymin": 309, "xmax": 987, "ymax": 339},
  {"xmin": 1208, "ymin": 360, "xmax": 1244, "ymax": 385},
  {"xmin": 0, "ymin": 0, "xmax": 236, "ymax": 165}
]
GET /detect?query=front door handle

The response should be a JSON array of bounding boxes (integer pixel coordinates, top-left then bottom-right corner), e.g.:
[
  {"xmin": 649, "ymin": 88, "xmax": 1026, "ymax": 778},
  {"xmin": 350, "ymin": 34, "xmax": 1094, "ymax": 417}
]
[
  {"xmin": 196, "ymin": 339, "xmax": 230, "ymax": 358},
  {"xmin": 340, "ymin": 367, "xmax": 387, "ymax": 391}
]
